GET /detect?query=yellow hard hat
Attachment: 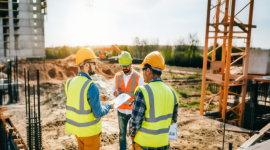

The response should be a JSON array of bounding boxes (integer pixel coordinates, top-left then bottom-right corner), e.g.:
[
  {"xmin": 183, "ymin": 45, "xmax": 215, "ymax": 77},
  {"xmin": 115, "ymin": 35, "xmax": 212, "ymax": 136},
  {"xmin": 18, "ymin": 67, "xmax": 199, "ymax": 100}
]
[
  {"xmin": 76, "ymin": 48, "xmax": 98, "ymax": 65},
  {"xmin": 119, "ymin": 51, "xmax": 132, "ymax": 66},
  {"xmin": 139, "ymin": 51, "xmax": 166, "ymax": 70}
]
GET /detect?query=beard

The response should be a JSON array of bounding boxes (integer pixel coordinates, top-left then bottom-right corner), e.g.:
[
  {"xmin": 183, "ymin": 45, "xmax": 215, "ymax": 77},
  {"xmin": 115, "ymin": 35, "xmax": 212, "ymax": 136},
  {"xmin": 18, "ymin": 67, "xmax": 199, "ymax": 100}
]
[
  {"xmin": 123, "ymin": 68, "xmax": 130, "ymax": 74},
  {"xmin": 88, "ymin": 67, "xmax": 95, "ymax": 76}
]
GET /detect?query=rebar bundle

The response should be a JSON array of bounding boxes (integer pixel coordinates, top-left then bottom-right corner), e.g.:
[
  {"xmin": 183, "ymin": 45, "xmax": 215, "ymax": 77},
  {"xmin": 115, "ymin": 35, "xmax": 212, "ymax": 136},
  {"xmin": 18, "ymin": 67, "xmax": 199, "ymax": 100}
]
[{"xmin": 25, "ymin": 69, "xmax": 42, "ymax": 150}]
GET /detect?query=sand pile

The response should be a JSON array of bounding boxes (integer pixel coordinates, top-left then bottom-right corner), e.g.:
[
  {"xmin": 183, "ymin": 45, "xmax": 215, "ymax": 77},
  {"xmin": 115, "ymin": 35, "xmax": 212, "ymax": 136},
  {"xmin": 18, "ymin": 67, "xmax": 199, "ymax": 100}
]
[{"xmin": 8, "ymin": 54, "xmax": 142, "ymax": 83}]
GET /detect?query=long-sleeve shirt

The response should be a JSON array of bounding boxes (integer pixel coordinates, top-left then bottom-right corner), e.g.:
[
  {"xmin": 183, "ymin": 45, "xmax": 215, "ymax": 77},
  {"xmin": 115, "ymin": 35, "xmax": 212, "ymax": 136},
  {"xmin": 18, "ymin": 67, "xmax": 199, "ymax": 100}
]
[
  {"xmin": 129, "ymin": 78, "xmax": 179, "ymax": 150},
  {"xmin": 111, "ymin": 69, "xmax": 145, "ymax": 115},
  {"xmin": 77, "ymin": 72, "xmax": 111, "ymax": 118}
]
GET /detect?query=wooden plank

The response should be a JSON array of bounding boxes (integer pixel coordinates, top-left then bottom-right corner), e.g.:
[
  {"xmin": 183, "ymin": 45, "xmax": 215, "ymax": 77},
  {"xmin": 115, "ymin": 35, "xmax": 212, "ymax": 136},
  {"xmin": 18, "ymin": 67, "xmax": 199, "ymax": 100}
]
[
  {"xmin": 205, "ymin": 73, "xmax": 224, "ymax": 85},
  {"xmin": 209, "ymin": 36, "xmax": 247, "ymax": 39},
  {"xmin": 253, "ymin": 78, "xmax": 270, "ymax": 83},
  {"xmin": 209, "ymin": 31, "xmax": 246, "ymax": 33},
  {"xmin": 231, "ymin": 52, "xmax": 245, "ymax": 56},
  {"xmin": 232, "ymin": 46, "xmax": 245, "ymax": 52},
  {"xmin": 237, "ymin": 123, "xmax": 270, "ymax": 150},
  {"xmin": 244, "ymin": 139, "xmax": 270, "ymax": 150}
]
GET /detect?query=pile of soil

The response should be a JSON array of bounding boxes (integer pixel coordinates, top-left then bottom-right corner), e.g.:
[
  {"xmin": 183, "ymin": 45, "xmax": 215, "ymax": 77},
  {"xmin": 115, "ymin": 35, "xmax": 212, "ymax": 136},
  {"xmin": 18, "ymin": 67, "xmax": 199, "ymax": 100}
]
[{"xmin": 6, "ymin": 54, "xmax": 142, "ymax": 83}]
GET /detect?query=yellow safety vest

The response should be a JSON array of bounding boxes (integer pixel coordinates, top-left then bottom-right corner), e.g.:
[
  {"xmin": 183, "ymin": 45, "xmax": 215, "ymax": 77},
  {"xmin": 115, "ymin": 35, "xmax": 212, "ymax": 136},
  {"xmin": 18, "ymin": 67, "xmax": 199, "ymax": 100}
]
[
  {"xmin": 65, "ymin": 76, "xmax": 102, "ymax": 137},
  {"xmin": 134, "ymin": 81, "xmax": 179, "ymax": 147}
]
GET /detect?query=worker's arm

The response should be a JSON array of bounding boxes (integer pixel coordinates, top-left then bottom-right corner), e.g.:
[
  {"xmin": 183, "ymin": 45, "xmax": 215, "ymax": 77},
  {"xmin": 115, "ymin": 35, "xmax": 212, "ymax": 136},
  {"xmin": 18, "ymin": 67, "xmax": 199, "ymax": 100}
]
[
  {"xmin": 88, "ymin": 83, "xmax": 111, "ymax": 118},
  {"xmin": 111, "ymin": 75, "xmax": 118, "ymax": 96},
  {"xmin": 172, "ymin": 103, "xmax": 179, "ymax": 124},
  {"xmin": 129, "ymin": 89, "xmax": 146, "ymax": 139}
]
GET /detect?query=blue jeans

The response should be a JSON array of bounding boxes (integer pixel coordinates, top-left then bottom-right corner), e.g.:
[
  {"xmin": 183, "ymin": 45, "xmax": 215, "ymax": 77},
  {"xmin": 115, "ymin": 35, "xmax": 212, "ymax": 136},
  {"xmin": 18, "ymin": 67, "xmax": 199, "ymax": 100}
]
[{"xmin": 118, "ymin": 111, "xmax": 131, "ymax": 150}]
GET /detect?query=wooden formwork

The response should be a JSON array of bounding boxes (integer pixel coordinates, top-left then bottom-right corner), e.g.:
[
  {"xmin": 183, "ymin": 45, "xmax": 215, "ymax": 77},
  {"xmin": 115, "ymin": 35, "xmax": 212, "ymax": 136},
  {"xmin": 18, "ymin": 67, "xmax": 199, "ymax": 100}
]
[{"xmin": 0, "ymin": 107, "xmax": 27, "ymax": 150}]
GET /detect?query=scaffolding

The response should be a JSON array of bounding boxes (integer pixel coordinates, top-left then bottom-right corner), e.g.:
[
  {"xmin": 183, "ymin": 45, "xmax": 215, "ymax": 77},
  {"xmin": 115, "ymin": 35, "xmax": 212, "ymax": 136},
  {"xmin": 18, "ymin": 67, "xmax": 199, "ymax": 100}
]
[{"xmin": 200, "ymin": 0, "xmax": 256, "ymax": 127}]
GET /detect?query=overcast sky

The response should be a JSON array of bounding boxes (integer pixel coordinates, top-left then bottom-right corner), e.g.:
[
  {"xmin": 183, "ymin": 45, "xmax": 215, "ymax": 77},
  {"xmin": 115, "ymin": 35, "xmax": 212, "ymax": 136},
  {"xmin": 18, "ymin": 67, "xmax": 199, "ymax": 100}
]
[{"xmin": 45, "ymin": 0, "xmax": 270, "ymax": 49}]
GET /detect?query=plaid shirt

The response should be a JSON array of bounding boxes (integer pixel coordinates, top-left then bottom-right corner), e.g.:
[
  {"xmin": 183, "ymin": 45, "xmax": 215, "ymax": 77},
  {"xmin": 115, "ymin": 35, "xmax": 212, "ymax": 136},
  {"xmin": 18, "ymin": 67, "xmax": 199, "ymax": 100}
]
[{"xmin": 129, "ymin": 78, "xmax": 179, "ymax": 150}]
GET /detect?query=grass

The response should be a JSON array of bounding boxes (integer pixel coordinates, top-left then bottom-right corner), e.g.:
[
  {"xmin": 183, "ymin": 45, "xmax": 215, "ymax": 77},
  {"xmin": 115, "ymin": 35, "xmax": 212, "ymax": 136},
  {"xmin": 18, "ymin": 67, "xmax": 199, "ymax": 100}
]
[
  {"xmin": 179, "ymin": 91, "xmax": 188, "ymax": 98},
  {"xmin": 208, "ymin": 104, "xmax": 219, "ymax": 111},
  {"xmin": 180, "ymin": 101, "xmax": 200, "ymax": 109},
  {"xmin": 184, "ymin": 74, "xmax": 201, "ymax": 79},
  {"xmin": 161, "ymin": 71, "xmax": 201, "ymax": 80},
  {"xmin": 173, "ymin": 85, "xmax": 202, "ymax": 98}
]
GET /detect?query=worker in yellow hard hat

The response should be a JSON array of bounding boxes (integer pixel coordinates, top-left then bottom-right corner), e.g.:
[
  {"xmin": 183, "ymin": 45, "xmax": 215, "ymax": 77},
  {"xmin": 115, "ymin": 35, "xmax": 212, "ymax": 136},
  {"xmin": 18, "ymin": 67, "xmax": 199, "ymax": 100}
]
[
  {"xmin": 129, "ymin": 51, "xmax": 179, "ymax": 150},
  {"xmin": 111, "ymin": 51, "xmax": 144, "ymax": 150},
  {"xmin": 65, "ymin": 48, "xmax": 114, "ymax": 150}
]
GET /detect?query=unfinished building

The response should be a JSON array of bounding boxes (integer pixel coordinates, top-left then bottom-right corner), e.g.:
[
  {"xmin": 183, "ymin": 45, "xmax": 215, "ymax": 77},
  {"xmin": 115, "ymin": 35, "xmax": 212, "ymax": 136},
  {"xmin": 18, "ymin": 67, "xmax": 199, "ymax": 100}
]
[{"xmin": 0, "ymin": 0, "xmax": 47, "ymax": 62}]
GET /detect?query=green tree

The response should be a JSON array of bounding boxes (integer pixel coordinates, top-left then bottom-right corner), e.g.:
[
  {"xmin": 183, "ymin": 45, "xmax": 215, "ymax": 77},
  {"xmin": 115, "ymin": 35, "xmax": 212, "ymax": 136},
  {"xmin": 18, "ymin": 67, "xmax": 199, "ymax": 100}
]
[
  {"xmin": 57, "ymin": 45, "xmax": 71, "ymax": 59},
  {"xmin": 45, "ymin": 48, "xmax": 57, "ymax": 59}
]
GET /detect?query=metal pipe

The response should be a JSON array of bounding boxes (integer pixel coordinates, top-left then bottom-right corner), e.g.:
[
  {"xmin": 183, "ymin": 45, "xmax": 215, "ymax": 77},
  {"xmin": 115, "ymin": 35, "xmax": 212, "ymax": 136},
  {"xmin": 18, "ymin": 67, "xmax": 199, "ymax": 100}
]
[
  {"xmin": 219, "ymin": 0, "xmax": 229, "ymax": 117},
  {"xmin": 222, "ymin": 0, "xmax": 236, "ymax": 122},
  {"xmin": 37, "ymin": 69, "xmax": 42, "ymax": 149},
  {"xmin": 241, "ymin": 0, "xmax": 255, "ymax": 127},
  {"xmin": 13, "ymin": 57, "xmax": 15, "ymax": 102},
  {"xmin": 33, "ymin": 85, "xmax": 35, "ymax": 120},
  {"xmin": 24, "ymin": 68, "xmax": 27, "ymax": 116},
  {"xmin": 212, "ymin": 0, "xmax": 221, "ymax": 62},
  {"xmin": 222, "ymin": 108, "xmax": 227, "ymax": 150},
  {"xmin": 200, "ymin": 0, "xmax": 212, "ymax": 115},
  {"xmin": 28, "ymin": 70, "xmax": 31, "ymax": 150},
  {"xmin": 16, "ymin": 56, "xmax": 18, "ymax": 102},
  {"xmin": 37, "ymin": 69, "xmax": 40, "ymax": 123}
]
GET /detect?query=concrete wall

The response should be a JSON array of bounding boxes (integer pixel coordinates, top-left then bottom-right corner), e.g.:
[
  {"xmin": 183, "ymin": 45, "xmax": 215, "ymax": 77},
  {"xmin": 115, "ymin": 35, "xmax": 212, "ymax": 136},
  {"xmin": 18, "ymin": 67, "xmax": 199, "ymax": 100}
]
[
  {"xmin": 248, "ymin": 49, "xmax": 270, "ymax": 75},
  {"xmin": 0, "ymin": 0, "xmax": 45, "ymax": 61}
]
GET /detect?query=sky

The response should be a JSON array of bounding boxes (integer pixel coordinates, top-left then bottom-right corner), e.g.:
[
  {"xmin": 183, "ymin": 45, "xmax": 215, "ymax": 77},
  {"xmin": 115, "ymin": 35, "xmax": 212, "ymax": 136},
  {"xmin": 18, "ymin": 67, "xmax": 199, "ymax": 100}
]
[{"xmin": 44, "ymin": 0, "xmax": 270, "ymax": 49}]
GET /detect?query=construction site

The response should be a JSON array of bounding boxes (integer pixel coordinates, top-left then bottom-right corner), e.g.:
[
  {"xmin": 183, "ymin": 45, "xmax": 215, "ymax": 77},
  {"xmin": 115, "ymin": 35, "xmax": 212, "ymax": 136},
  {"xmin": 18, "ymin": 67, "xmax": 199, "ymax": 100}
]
[{"xmin": 1, "ymin": 0, "xmax": 270, "ymax": 150}]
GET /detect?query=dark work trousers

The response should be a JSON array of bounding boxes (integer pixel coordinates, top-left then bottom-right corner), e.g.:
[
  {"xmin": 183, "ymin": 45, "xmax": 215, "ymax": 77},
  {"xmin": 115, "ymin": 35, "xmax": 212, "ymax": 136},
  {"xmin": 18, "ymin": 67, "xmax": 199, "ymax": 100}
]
[{"xmin": 118, "ymin": 111, "xmax": 131, "ymax": 150}]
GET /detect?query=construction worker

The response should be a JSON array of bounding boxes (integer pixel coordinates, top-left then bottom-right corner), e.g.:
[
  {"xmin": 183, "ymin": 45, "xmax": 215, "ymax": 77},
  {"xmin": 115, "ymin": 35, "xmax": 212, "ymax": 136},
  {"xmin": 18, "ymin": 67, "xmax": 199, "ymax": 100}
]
[
  {"xmin": 105, "ymin": 52, "xmax": 109, "ymax": 59},
  {"xmin": 111, "ymin": 51, "xmax": 144, "ymax": 150},
  {"xmin": 129, "ymin": 51, "xmax": 179, "ymax": 150},
  {"xmin": 65, "ymin": 48, "xmax": 114, "ymax": 150}
]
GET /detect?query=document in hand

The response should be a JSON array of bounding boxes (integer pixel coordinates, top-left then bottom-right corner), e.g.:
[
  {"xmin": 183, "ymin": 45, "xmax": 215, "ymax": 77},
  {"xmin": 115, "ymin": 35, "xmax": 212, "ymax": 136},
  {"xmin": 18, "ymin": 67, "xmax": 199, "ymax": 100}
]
[
  {"xmin": 169, "ymin": 123, "xmax": 178, "ymax": 141},
  {"xmin": 109, "ymin": 93, "xmax": 131, "ymax": 109}
]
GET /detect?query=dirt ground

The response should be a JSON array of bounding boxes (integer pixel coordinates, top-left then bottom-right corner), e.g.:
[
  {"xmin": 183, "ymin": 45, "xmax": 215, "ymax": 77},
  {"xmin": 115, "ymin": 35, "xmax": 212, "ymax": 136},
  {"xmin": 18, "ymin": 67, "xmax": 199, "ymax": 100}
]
[{"xmin": 2, "ymin": 56, "xmax": 250, "ymax": 150}]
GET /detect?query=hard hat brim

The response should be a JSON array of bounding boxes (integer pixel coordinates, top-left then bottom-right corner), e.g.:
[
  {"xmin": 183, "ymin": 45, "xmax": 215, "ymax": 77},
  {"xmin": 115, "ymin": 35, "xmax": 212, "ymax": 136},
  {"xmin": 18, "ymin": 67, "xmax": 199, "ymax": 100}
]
[{"xmin": 139, "ymin": 63, "xmax": 145, "ymax": 68}]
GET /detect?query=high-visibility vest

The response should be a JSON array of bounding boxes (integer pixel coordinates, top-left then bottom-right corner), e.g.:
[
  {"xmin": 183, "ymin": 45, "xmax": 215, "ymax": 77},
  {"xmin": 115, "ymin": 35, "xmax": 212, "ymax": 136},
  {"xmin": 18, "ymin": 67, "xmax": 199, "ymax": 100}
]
[
  {"xmin": 134, "ymin": 81, "xmax": 179, "ymax": 147},
  {"xmin": 115, "ymin": 70, "xmax": 140, "ymax": 110},
  {"xmin": 65, "ymin": 76, "xmax": 102, "ymax": 137}
]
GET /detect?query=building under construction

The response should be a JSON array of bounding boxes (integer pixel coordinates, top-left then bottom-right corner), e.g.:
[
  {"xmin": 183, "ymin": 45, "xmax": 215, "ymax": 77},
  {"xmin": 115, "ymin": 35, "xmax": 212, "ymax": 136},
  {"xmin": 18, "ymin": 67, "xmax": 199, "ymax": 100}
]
[{"xmin": 0, "ymin": 0, "xmax": 47, "ymax": 61}]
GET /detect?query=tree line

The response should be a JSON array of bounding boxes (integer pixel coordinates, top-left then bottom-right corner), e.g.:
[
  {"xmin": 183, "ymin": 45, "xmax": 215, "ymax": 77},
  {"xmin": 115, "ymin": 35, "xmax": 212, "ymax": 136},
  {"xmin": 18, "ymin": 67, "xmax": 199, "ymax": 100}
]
[{"xmin": 46, "ymin": 33, "xmax": 244, "ymax": 68}]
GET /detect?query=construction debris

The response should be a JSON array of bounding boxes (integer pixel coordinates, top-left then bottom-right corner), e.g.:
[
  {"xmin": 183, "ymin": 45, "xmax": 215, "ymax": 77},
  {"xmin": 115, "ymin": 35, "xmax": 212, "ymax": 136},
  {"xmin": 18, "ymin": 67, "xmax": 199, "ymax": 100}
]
[
  {"xmin": 237, "ymin": 123, "xmax": 270, "ymax": 150},
  {"xmin": 0, "ymin": 107, "xmax": 27, "ymax": 150}
]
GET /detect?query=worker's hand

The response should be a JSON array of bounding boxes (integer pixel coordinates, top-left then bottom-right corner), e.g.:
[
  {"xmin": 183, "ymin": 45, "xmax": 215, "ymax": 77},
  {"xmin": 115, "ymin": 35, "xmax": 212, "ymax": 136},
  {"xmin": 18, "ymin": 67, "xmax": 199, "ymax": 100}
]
[
  {"xmin": 110, "ymin": 103, "xmax": 115, "ymax": 109},
  {"xmin": 113, "ymin": 91, "xmax": 120, "ymax": 97},
  {"xmin": 129, "ymin": 100, "xmax": 134, "ymax": 106},
  {"xmin": 100, "ymin": 95, "xmax": 109, "ymax": 101},
  {"xmin": 131, "ymin": 137, "xmax": 134, "ymax": 141}
]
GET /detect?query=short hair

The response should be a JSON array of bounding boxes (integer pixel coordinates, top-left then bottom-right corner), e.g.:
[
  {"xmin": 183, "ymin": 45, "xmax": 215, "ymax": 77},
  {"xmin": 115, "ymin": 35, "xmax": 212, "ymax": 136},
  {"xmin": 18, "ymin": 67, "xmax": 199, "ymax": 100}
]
[{"xmin": 144, "ymin": 64, "xmax": 162, "ymax": 76}]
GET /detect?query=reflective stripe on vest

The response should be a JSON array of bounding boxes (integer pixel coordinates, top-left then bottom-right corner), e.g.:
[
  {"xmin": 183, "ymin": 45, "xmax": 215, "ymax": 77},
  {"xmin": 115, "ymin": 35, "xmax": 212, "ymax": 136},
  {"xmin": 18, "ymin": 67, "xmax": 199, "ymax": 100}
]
[
  {"xmin": 139, "ymin": 84, "xmax": 177, "ymax": 135},
  {"xmin": 66, "ymin": 118, "xmax": 101, "ymax": 127},
  {"xmin": 66, "ymin": 78, "xmax": 73, "ymax": 91},
  {"xmin": 117, "ymin": 71, "xmax": 138, "ymax": 96},
  {"xmin": 66, "ymin": 79, "xmax": 92, "ymax": 114}
]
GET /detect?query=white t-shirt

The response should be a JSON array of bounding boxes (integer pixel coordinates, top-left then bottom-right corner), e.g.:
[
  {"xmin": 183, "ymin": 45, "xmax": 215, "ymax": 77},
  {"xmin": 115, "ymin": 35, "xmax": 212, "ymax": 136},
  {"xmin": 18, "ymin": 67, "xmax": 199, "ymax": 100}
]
[{"xmin": 111, "ymin": 69, "xmax": 145, "ymax": 115}]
